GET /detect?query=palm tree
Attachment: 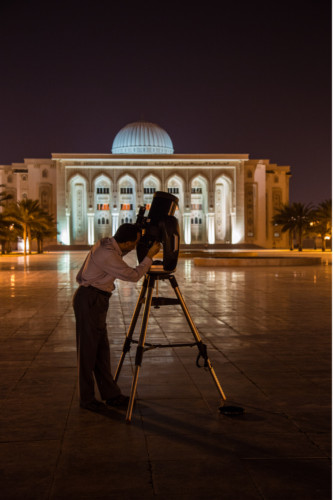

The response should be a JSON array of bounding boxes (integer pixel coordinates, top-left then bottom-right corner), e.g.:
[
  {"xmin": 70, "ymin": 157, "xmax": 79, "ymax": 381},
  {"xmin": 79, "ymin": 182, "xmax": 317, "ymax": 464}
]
[
  {"xmin": 0, "ymin": 214, "xmax": 19, "ymax": 254},
  {"xmin": 0, "ymin": 185, "xmax": 14, "ymax": 253},
  {"xmin": 312, "ymin": 199, "xmax": 332, "ymax": 251},
  {"xmin": 272, "ymin": 204, "xmax": 296, "ymax": 250},
  {"xmin": 4, "ymin": 199, "xmax": 44, "ymax": 255},
  {"xmin": 272, "ymin": 202, "xmax": 315, "ymax": 251},
  {"xmin": 31, "ymin": 211, "xmax": 58, "ymax": 253}
]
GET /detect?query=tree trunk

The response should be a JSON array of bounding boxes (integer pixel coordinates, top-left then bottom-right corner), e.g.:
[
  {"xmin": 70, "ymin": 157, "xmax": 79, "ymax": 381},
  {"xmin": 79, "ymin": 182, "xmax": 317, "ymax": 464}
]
[
  {"xmin": 23, "ymin": 224, "xmax": 27, "ymax": 255},
  {"xmin": 298, "ymin": 227, "xmax": 303, "ymax": 251},
  {"xmin": 28, "ymin": 226, "xmax": 32, "ymax": 254},
  {"xmin": 289, "ymin": 230, "xmax": 294, "ymax": 251},
  {"xmin": 37, "ymin": 238, "xmax": 43, "ymax": 254},
  {"xmin": 321, "ymin": 235, "xmax": 326, "ymax": 252}
]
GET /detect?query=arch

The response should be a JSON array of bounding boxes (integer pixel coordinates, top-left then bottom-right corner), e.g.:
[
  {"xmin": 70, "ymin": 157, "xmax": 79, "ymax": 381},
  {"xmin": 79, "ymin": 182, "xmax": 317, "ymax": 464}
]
[
  {"xmin": 142, "ymin": 174, "xmax": 161, "ymax": 212},
  {"xmin": 189, "ymin": 172, "xmax": 209, "ymax": 186},
  {"xmin": 190, "ymin": 175, "xmax": 208, "ymax": 243},
  {"xmin": 69, "ymin": 174, "xmax": 88, "ymax": 244},
  {"xmin": 166, "ymin": 174, "xmax": 185, "ymax": 242},
  {"xmin": 92, "ymin": 172, "xmax": 112, "ymax": 186},
  {"xmin": 214, "ymin": 175, "xmax": 233, "ymax": 243},
  {"xmin": 94, "ymin": 174, "xmax": 112, "ymax": 240},
  {"xmin": 67, "ymin": 171, "xmax": 89, "ymax": 185},
  {"xmin": 117, "ymin": 173, "xmax": 137, "ymax": 190},
  {"xmin": 118, "ymin": 174, "xmax": 136, "ymax": 226}
]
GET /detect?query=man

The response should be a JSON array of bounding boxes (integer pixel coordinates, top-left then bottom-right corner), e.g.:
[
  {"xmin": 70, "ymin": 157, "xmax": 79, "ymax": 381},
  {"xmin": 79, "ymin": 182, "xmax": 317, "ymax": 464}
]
[{"xmin": 73, "ymin": 223, "xmax": 160, "ymax": 412}]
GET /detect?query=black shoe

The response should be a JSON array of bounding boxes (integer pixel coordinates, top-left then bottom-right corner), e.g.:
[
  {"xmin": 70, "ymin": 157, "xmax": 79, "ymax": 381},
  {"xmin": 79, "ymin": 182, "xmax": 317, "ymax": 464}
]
[
  {"xmin": 106, "ymin": 394, "xmax": 130, "ymax": 409},
  {"xmin": 80, "ymin": 399, "xmax": 107, "ymax": 413}
]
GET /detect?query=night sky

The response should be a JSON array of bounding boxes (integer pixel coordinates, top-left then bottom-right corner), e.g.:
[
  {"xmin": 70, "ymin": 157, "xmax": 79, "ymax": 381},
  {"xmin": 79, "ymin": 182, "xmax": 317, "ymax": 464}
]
[{"xmin": 0, "ymin": 0, "xmax": 331, "ymax": 206}]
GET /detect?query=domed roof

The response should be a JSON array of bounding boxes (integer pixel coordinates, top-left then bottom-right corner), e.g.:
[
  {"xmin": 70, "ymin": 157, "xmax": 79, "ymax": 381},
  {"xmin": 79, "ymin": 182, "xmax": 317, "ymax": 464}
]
[{"xmin": 112, "ymin": 121, "xmax": 174, "ymax": 154}]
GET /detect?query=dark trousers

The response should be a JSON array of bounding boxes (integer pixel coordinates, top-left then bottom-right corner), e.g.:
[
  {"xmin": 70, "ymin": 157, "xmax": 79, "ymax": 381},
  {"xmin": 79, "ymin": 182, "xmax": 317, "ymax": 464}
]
[{"xmin": 73, "ymin": 286, "xmax": 121, "ymax": 406}]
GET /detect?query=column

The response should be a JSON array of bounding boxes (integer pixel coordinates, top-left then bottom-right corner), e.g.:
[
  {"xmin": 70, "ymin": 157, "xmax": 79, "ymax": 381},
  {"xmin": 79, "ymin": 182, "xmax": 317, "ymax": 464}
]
[
  {"xmin": 206, "ymin": 212, "xmax": 215, "ymax": 244},
  {"xmin": 231, "ymin": 211, "xmax": 238, "ymax": 243},
  {"xmin": 87, "ymin": 207, "xmax": 95, "ymax": 245},
  {"xmin": 65, "ymin": 207, "xmax": 71, "ymax": 245},
  {"xmin": 112, "ymin": 209, "xmax": 119, "ymax": 235},
  {"xmin": 183, "ymin": 212, "xmax": 191, "ymax": 244}
]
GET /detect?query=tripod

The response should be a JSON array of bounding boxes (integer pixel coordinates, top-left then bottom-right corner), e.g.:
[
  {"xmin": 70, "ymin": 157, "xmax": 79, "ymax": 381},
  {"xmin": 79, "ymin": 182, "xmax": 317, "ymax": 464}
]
[{"xmin": 114, "ymin": 269, "xmax": 227, "ymax": 423}]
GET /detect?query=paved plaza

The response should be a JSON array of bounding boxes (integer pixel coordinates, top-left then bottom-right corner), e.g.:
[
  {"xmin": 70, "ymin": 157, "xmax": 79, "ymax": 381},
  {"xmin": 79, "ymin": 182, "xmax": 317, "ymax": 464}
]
[{"xmin": 0, "ymin": 251, "xmax": 331, "ymax": 499}]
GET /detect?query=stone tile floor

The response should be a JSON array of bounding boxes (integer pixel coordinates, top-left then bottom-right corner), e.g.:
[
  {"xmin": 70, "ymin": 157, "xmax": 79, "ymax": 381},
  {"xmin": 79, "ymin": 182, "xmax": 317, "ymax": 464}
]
[{"xmin": 0, "ymin": 251, "xmax": 331, "ymax": 499}]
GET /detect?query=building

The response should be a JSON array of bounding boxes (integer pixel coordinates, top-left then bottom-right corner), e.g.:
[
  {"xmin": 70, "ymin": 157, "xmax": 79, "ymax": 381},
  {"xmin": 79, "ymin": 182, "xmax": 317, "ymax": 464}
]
[{"xmin": 0, "ymin": 121, "xmax": 291, "ymax": 248}]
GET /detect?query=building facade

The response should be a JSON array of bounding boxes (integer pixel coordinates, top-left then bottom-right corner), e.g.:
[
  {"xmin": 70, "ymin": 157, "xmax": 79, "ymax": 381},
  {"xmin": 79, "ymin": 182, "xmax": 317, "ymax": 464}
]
[{"xmin": 0, "ymin": 121, "xmax": 291, "ymax": 248}]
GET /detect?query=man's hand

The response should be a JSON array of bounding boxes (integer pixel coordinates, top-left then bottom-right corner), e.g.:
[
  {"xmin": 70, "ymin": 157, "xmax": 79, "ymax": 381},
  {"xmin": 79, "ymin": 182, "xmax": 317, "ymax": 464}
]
[{"xmin": 147, "ymin": 241, "xmax": 161, "ymax": 259}]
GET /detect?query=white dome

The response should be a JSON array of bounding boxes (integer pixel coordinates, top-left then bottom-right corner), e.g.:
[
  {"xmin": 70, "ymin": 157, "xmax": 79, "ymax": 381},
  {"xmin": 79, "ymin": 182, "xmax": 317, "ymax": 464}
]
[{"xmin": 112, "ymin": 121, "xmax": 174, "ymax": 154}]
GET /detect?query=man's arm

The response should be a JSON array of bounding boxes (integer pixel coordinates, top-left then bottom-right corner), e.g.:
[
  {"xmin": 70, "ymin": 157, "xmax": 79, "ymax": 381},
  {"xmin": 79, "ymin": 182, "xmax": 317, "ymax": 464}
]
[{"xmin": 99, "ymin": 241, "xmax": 161, "ymax": 283}]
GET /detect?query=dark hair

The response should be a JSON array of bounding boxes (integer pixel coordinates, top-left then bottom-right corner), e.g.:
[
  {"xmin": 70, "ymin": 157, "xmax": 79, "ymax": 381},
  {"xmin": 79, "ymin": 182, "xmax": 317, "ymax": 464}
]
[{"xmin": 114, "ymin": 223, "xmax": 140, "ymax": 243}]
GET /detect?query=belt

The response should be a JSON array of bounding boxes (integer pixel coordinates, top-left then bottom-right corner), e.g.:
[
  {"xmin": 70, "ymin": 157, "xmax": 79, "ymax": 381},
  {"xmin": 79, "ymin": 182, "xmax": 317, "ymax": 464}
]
[{"xmin": 86, "ymin": 285, "xmax": 111, "ymax": 298}]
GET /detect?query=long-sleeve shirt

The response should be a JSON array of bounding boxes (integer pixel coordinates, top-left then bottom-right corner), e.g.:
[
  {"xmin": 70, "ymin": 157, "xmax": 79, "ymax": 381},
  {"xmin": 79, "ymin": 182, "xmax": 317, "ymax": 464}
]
[{"xmin": 76, "ymin": 237, "xmax": 152, "ymax": 293}]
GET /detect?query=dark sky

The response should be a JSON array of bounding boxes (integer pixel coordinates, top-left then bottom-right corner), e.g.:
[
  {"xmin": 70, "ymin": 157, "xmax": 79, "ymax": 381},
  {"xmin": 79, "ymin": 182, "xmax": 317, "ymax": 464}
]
[{"xmin": 0, "ymin": 0, "xmax": 331, "ymax": 205}]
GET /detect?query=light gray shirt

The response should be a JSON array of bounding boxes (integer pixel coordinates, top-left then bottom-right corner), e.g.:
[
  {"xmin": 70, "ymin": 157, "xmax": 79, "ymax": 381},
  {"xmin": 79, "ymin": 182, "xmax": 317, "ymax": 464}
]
[{"xmin": 76, "ymin": 237, "xmax": 152, "ymax": 293}]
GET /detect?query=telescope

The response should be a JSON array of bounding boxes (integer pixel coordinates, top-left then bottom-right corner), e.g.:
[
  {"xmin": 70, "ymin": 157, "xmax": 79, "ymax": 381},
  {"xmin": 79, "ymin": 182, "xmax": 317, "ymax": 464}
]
[
  {"xmin": 136, "ymin": 191, "xmax": 180, "ymax": 272},
  {"xmin": 117, "ymin": 190, "xmax": 242, "ymax": 423}
]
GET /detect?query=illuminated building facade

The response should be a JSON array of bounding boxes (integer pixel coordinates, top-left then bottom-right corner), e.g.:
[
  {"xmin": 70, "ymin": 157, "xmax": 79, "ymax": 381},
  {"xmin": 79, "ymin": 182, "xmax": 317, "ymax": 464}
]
[{"xmin": 0, "ymin": 121, "xmax": 291, "ymax": 248}]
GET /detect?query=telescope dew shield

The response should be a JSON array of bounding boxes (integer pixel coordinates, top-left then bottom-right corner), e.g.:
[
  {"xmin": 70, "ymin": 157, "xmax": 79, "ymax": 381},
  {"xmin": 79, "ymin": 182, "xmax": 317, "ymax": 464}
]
[{"xmin": 147, "ymin": 191, "xmax": 178, "ymax": 221}]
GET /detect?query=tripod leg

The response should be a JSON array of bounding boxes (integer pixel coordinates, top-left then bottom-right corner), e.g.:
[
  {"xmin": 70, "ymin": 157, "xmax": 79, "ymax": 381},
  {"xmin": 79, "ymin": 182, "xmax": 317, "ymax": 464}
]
[
  {"xmin": 114, "ymin": 275, "xmax": 148, "ymax": 382},
  {"xmin": 169, "ymin": 275, "xmax": 227, "ymax": 401},
  {"xmin": 126, "ymin": 274, "xmax": 156, "ymax": 423}
]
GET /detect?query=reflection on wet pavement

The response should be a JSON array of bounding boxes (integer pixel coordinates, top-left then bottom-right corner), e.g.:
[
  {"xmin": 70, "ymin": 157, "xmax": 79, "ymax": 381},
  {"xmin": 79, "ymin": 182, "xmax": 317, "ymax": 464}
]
[{"xmin": 0, "ymin": 251, "xmax": 331, "ymax": 499}]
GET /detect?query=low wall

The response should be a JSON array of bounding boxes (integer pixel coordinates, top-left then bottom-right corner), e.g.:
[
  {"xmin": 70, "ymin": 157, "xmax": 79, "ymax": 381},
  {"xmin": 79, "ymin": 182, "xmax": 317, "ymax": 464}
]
[{"xmin": 194, "ymin": 257, "xmax": 322, "ymax": 267}]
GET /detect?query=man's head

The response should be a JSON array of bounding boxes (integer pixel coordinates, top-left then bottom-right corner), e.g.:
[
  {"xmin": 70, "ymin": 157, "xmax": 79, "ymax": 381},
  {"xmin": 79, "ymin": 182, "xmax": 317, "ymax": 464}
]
[{"xmin": 114, "ymin": 223, "xmax": 141, "ymax": 253}]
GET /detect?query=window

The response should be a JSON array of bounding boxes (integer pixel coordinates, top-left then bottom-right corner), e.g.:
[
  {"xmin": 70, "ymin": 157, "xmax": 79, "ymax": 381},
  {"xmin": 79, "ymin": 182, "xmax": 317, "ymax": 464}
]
[
  {"xmin": 191, "ymin": 187, "xmax": 202, "ymax": 194},
  {"xmin": 97, "ymin": 187, "xmax": 110, "ymax": 194},
  {"xmin": 191, "ymin": 204, "xmax": 203, "ymax": 210},
  {"xmin": 97, "ymin": 204, "xmax": 110, "ymax": 210},
  {"xmin": 120, "ymin": 204, "xmax": 133, "ymax": 210},
  {"xmin": 168, "ymin": 187, "xmax": 179, "ymax": 194},
  {"xmin": 144, "ymin": 187, "xmax": 156, "ymax": 194},
  {"xmin": 120, "ymin": 187, "xmax": 133, "ymax": 194},
  {"xmin": 42, "ymin": 169, "xmax": 48, "ymax": 178}
]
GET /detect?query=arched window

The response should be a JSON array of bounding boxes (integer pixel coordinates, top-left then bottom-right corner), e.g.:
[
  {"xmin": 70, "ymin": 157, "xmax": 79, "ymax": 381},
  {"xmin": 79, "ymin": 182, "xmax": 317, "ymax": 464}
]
[{"xmin": 42, "ymin": 169, "xmax": 48, "ymax": 178}]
